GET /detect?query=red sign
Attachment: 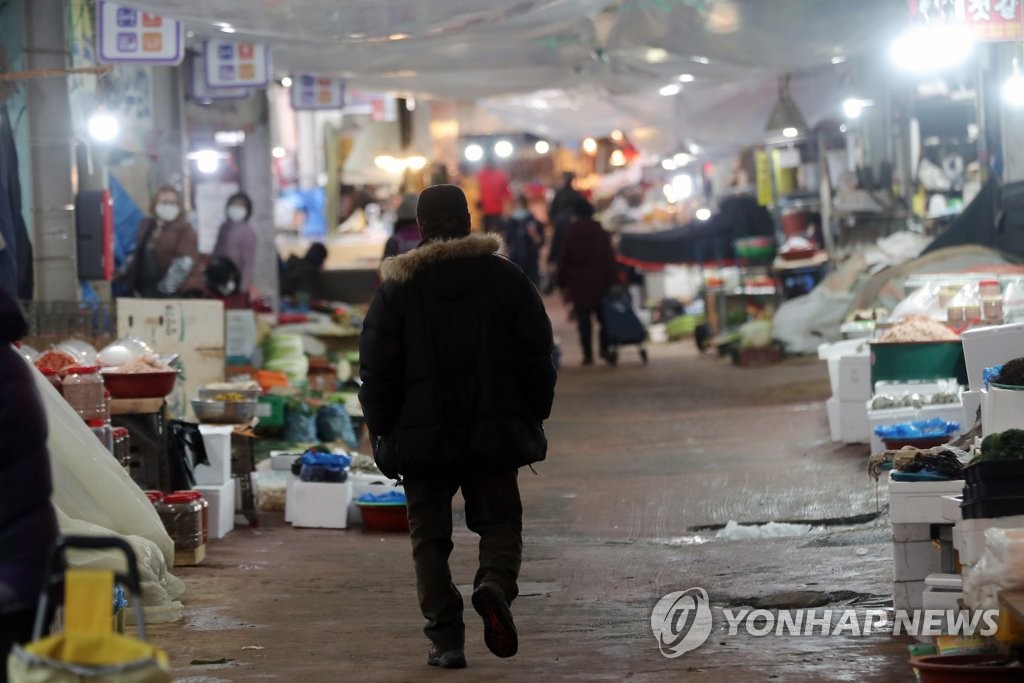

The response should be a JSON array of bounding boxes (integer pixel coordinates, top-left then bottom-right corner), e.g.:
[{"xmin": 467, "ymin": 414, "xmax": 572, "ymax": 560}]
[{"xmin": 910, "ymin": 0, "xmax": 1022, "ymax": 42}]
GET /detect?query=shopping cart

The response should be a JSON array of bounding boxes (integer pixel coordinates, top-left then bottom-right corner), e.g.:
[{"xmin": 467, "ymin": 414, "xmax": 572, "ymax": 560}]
[{"xmin": 7, "ymin": 536, "xmax": 170, "ymax": 682}]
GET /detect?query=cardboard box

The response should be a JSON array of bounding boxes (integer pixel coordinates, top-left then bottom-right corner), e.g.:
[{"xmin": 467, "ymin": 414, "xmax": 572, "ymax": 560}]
[
  {"xmin": 289, "ymin": 480, "xmax": 353, "ymax": 529},
  {"xmin": 195, "ymin": 425, "xmax": 233, "ymax": 486},
  {"xmin": 116, "ymin": 298, "xmax": 226, "ymax": 350},
  {"xmin": 893, "ymin": 540, "xmax": 941, "ymax": 582},
  {"xmin": 195, "ymin": 479, "xmax": 235, "ymax": 540}
]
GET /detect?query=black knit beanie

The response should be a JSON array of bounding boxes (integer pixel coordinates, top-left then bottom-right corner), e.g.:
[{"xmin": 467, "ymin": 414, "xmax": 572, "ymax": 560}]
[{"xmin": 416, "ymin": 184, "xmax": 471, "ymax": 239}]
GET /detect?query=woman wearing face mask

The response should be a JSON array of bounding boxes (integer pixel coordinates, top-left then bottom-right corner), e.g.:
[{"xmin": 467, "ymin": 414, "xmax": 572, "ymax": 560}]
[
  {"xmin": 213, "ymin": 192, "xmax": 258, "ymax": 300},
  {"xmin": 121, "ymin": 185, "xmax": 204, "ymax": 298}
]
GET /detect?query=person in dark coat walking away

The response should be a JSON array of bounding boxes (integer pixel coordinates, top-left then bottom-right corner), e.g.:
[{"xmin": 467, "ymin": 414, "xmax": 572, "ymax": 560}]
[
  {"xmin": 503, "ymin": 195, "xmax": 544, "ymax": 287},
  {"xmin": 545, "ymin": 172, "xmax": 584, "ymax": 280},
  {"xmin": 383, "ymin": 193, "xmax": 422, "ymax": 259},
  {"xmin": 557, "ymin": 197, "xmax": 618, "ymax": 365},
  {"xmin": 213, "ymin": 192, "xmax": 258, "ymax": 301},
  {"xmin": 359, "ymin": 184, "xmax": 556, "ymax": 669},
  {"xmin": 0, "ymin": 288, "xmax": 59, "ymax": 681}
]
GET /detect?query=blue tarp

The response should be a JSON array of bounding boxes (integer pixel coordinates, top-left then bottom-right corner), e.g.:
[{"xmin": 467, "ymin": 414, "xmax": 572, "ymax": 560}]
[{"xmin": 110, "ymin": 175, "xmax": 145, "ymax": 265}]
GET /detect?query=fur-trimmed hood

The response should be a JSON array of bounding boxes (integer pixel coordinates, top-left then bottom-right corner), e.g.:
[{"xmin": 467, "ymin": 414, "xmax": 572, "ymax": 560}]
[{"xmin": 380, "ymin": 233, "xmax": 504, "ymax": 283}]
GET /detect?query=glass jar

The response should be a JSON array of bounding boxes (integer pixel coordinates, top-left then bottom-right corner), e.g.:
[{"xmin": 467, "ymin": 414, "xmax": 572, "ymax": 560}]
[
  {"xmin": 40, "ymin": 368, "xmax": 63, "ymax": 395},
  {"xmin": 173, "ymin": 491, "xmax": 209, "ymax": 544},
  {"xmin": 114, "ymin": 428, "xmax": 131, "ymax": 469},
  {"xmin": 158, "ymin": 493, "xmax": 203, "ymax": 550},
  {"xmin": 88, "ymin": 419, "xmax": 114, "ymax": 453},
  {"xmin": 63, "ymin": 366, "xmax": 105, "ymax": 422}
]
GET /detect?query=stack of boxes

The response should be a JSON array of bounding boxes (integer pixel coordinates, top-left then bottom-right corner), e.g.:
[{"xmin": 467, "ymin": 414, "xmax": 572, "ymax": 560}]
[
  {"xmin": 193, "ymin": 425, "xmax": 235, "ymax": 540},
  {"xmin": 820, "ymin": 339, "xmax": 871, "ymax": 444}
]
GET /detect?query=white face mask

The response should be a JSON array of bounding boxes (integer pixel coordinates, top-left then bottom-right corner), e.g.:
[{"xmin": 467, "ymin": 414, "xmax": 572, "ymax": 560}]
[
  {"xmin": 227, "ymin": 206, "xmax": 247, "ymax": 223},
  {"xmin": 155, "ymin": 203, "xmax": 180, "ymax": 222}
]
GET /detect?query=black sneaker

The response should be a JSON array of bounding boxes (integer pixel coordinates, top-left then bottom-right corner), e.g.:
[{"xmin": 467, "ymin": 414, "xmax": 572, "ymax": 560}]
[
  {"xmin": 472, "ymin": 582, "xmax": 518, "ymax": 658},
  {"xmin": 427, "ymin": 645, "xmax": 467, "ymax": 669}
]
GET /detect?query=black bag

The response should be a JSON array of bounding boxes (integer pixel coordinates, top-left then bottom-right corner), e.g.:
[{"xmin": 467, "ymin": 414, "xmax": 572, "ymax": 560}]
[
  {"xmin": 167, "ymin": 420, "xmax": 209, "ymax": 490},
  {"xmin": 600, "ymin": 289, "xmax": 647, "ymax": 345},
  {"xmin": 370, "ymin": 433, "xmax": 400, "ymax": 480}
]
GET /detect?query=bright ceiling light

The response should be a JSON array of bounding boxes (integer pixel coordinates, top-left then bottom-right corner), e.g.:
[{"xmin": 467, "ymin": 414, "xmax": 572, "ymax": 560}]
[
  {"xmin": 659, "ymin": 84, "xmax": 681, "ymax": 97},
  {"xmin": 831, "ymin": 55, "xmax": 847, "ymax": 65},
  {"xmin": 663, "ymin": 183, "xmax": 677, "ymax": 203},
  {"xmin": 672, "ymin": 174, "xmax": 693, "ymax": 200},
  {"xmin": 689, "ymin": 142, "xmax": 701, "ymax": 155},
  {"xmin": 609, "ymin": 149, "xmax": 627, "ymax": 167},
  {"xmin": 281, "ymin": 76, "xmax": 293, "ymax": 88},
  {"xmin": 691, "ymin": 56, "xmax": 710, "ymax": 65},
  {"xmin": 645, "ymin": 47, "xmax": 669, "ymax": 64},
  {"xmin": 782, "ymin": 127, "xmax": 799, "ymax": 139},
  {"xmin": 272, "ymin": 146, "xmax": 286, "ymax": 159},
  {"xmin": 673, "ymin": 153, "xmax": 692, "ymax": 166},
  {"xmin": 87, "ymin": 111, "xmax": 119, "ymax": 143},
  {"xmin": 494, "ymin": 140, "xmax": 514, "ymax": 158},
  {"xmin": 464, "ymin": 143, "xmax": 484, "ymax": 162},
  {"xmin": 405, "ymin": 97, "xmax": 416, "ymax": 111},
  {"xmin": 610, "ymin": 129, "xmax": 624, "ymax": 142},
  {"xmin": 406, "ymin": 155, "xmax": 427, "ymax": 171},
  {"xmin": 1003, "ymin": 69, "xmax": 1024, "ymax": 108},
  {"xmin": 842, "ymin": 98, "xmax": 871, "ymax": 119},
  {"xmin": 194, "ymin": 149, "xmax": 220, "ymax": 174},
  {"xmin": 661, "ymin": 159, "xmax": 677, "ymax": 171},
  {"xmin": 839, "ymin": 124, "xmax": 848, "ymax": 134},
  {"xmin": 890, "ymin": 24, "xmax": 974, "ymax": 73},
  {"xmin": 219, "ymin": 25, "xmax": 236, "ymax": 34},
  {"xmin": 696, "ymin": 207, "xmax": 712, "ymax": 221},
  {"xmin": 679, "ymin": 73, "xmax": 695, "ymax": 83},
  {"xmin": 534, "ymin": 140, "xmax": 550, "ymax": 154},
  {"xmin": 582, "ymin": 137, "xmax": 598, "ymax": 154},
  {"xmin": 388, "ymin": 33, "xmax": 409, "ymax": 41}
]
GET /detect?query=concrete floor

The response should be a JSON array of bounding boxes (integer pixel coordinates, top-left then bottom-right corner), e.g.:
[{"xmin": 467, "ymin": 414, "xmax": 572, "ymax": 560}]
[{"xmin": 152, "ymin": 302, "xmax": 916, "ymax": 682}]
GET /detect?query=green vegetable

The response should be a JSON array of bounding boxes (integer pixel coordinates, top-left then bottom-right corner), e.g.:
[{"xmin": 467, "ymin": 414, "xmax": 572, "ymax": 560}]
[{"xmin": 979, "ymin": 429, "xmax": 1024, "ymax": 461}]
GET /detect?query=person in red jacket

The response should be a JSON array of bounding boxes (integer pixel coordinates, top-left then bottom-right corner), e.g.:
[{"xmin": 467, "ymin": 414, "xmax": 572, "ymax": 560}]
[
  {"xmin": 557, "ymin": 197, "xmax": 618, "ymax": 365},
  {"xmin": 476, "ymin": 160, "xmax": 511, "ymax": 234}
]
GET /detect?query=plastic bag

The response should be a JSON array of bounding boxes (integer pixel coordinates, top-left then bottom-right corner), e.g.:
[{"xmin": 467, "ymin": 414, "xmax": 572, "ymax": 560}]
[
  {"xmin": 964, "ymin": 527, "xmax": 1024, "ymax": 610},
  {"xmin": 299, "ymin": 449, "xmax": 351, "ymax": 482},
  {"xmin": 284, "ymin": 401, "xmax": 317, "ymax": 444},
  {"xmin": 316, "ymin": 404, "xmax": 358, "ymax": 448},
  {"xmin": 356, "ymin": 490, "xmax": 407, "ymax": 505},
  {"xmin": 888, "ymin": 282, "xmax": 944, "ymax": 322},
  {"xmin": 873, "ymin": 418, "xmax": 960, "ymax": 439}
]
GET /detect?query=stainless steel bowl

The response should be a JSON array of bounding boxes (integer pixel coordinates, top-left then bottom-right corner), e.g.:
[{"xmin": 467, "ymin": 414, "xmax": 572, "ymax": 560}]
[
  {"xmin": 198, "ymin": 388, "xmax": 262, "ymax": 403},
  {"xmin": 190, "ymin": 399, "xmax": 258, "ymax": 424}
]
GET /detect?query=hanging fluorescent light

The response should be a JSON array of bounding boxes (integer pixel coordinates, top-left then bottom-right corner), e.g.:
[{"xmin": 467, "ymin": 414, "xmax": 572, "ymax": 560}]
[
  {"xmin": 842, "ymin": 98, "xmax": 872, "ymax": 119},
  {"xmin": 696, "ymin": 208, "xmax": 712, "ymax": 221},
  {"xmin": 281, "ymin": 76, "xmax": 293, "ymax": 88},
  {"xmin": 535, "ymin": 140, "xmax": 550, "ymax": 154},
  {"xmin": 659, "ymin": 84, "xmax": 681, "ymax": 97},
  {"xmin": 609, "ymin": 149, "xmax": 627, "ymax": 167},
  {"xmin": 219, "ymin": 25, "xmax": 236, "ymax": 34},
  {"xmin": 193, "ymin": 149, "xmax": 221, "ymax": 174},
  {"xmin": 890, "ymin": 24, "xmax": 974, "ymax": 73},
  {"xmin": 87, "ymin": 110, "xmax": 119, "ymax": 142},
  {"xmin": 678, "ymin": 74, "xmax": 695, "ymax": 83},
  {"xmin": 464, "ymin": 144, "xmax": 484, "ymax": 162},
  {"xmin": 582, "ymin": 137, "xmax": 598, "ymax": 155},
  {"xmin": 494, "ymin": 140, "xmax": 514, "ymax": 158}
]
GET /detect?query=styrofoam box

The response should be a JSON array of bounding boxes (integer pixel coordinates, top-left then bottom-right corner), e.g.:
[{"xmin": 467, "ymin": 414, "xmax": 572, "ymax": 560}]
[
  {"xmin": 922, "ymin": 586, "xmax": 964, "ymax": 613},
  {"xmin": 940, "ymin": 495, "xmax": 963, "ymax": 524},
  {"xmin": 837, "ymin": 355, "xmax": 872, "ymax": 402},
  {"xmin": 889, "ymin": 473, "xmax": 965, "ymax": 524},
  {"xmin": 893, "ymin": 540, "xmax": 941, "ymax": 582},
  {"xmin": 953, "ymin": 515, "xmax": 1024, "ymax": 567},
  {"xmin": 892, "ymin": 523, "xmax": 933, "ymax": 543},
  {"xmin": 981, "ymin": 386, "xmax": 1024, "ymax": 437},
  {"xmin": 269, "ymin": 451, "xmax": 301, "ymax": 472},
  {"xmin": 869, "ymin": 403, "xmax": 964, "ymax": 455},
  {"xmin": 961, "ymin": 389, "xmax": 982, "ymax": 432},
  {"xmin": 819, "ymin": 339, "xmax": 869, "ymax": 397},
  {"xmin": 285, "ymin": 474, "xmax": 299, "ymax": 523},
  {"xmin": 290, "ymin": 480, "xmax": 353, "ymax": 529},
  {"xmin": 960, "ymin": 322, "xmax": 1024, "ymax": 391},
  {"xmin": 893, "ymin": 579, "xmax": 926, "ymax": 611},
  {"xmin": 195, "ymin": 425, "xmax": 233, "ymax": 486},
  {"xmin": 348, "ymin": 472, "xmax": 403, "ymax": 525},
  {"xmin": 195, "ymin": 479, "xmax": 234, "ymax": 540},
  {"xmin": 826, "ymin": 397, "xmax": 870, "ymax": 444}
]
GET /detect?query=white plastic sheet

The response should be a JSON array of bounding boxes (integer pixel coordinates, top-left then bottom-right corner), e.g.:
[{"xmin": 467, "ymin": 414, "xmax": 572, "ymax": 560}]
[{"xmin": 28, "ymin": 358, "xmax": 183, "ymax": 618}]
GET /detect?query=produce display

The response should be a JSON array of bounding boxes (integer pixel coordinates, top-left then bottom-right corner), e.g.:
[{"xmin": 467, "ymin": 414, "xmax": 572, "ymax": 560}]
[{"xmin": 878, "ymin": 315, "xmax": 958, "ymax": 343}]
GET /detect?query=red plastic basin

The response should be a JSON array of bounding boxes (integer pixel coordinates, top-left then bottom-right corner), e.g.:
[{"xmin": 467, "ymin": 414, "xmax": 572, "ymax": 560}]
[{"xmin": 358, "ymin": 504, "xmax": 409, "ymax": 532}]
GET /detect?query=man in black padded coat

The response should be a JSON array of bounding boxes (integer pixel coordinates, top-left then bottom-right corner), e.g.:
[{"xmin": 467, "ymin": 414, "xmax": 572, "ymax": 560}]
[{"xmin": 359, "ymin": 184, "xmax": 556, "ymax": 670}]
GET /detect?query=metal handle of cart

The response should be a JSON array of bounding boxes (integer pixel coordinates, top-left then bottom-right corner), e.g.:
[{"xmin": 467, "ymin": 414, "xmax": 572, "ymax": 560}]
[{"xmin": 31, "ymin": 535, "xmax": 148, "ymax": 642}]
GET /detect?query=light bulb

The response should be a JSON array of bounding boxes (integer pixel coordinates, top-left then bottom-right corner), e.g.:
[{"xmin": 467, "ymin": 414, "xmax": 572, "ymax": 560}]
[
  {"xmin": 195, "ymin": 149, "xmax": 220, "ymax": 174},
  {"xmin": 534, "ymin": 140, "xmax": 550, "ymax": 154},
  {"xmin": 87, "ymin": 111, "xmax": 119, "ymax": 142},
  {"xmin": 494, "ymin": 140, "xmax": 514, "ymax": 158},
  {"xmin": 464, "ymin": 144, "xmax": 484, "ymax": 162}
]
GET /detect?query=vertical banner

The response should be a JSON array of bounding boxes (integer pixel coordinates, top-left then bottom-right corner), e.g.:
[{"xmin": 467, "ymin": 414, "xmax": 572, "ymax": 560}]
[
  {"xmin": 204, "ymin": 40, "xmax": 271, "ymax": 88},
  {"xmin": 97, "ymin": 1, "xmax": 183, "ymax": 64},
  {"xmin": 290, "ymin": 75, "xmax": 346, "ymax": 111}
]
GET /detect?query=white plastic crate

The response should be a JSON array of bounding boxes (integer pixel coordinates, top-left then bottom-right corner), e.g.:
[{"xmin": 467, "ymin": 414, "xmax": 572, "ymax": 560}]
[
  {"xmin": 888, "ymin": 473, "xmax": 965, "ymax": 524},
  {"xmin": 290, "ymin": 480, "xmax": 353, "ymax": 529},
  {"xmin": 194, "ymin": 479, "xmax": 234, "ymax": 540},
  {"xmin": 195, "ymin": 425, "xmax": 233, "ymax": 486}
]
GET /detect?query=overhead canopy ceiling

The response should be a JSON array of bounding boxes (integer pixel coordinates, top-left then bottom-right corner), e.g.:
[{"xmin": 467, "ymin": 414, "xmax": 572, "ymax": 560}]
[{"xmin": 127, "ymin": 0, "xmax": 911, "ymax": 154}]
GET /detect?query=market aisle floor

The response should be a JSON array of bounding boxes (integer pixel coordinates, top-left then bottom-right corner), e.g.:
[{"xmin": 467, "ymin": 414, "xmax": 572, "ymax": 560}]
[{"xmin": 153, "ymin": 298, "xmax": 913, "ymax": 683}]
